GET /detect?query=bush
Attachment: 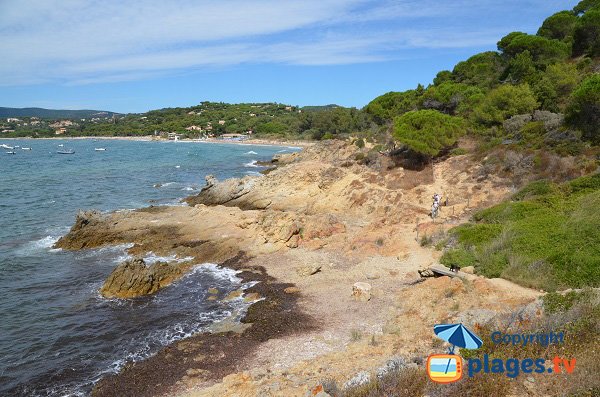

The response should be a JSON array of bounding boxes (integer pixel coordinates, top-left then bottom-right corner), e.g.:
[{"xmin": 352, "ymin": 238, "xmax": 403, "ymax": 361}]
[{"xmin": 473, "ymin": 84, "xmax": 539, "ymax": 126}]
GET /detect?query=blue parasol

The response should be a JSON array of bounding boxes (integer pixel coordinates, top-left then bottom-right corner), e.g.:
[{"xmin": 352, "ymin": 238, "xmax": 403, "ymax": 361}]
[{"xmin": 434, "ymin": 323, "xmax": 483, "ymax": 374}]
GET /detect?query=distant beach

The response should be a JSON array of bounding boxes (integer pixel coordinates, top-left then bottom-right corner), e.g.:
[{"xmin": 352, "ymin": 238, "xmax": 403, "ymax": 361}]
[{"xmin": 1, "ymin": 135, "xmax": 314, "ymax": 148}]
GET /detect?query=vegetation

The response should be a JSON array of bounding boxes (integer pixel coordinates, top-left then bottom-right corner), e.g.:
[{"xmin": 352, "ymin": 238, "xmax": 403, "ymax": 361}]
[
  {"xmin": 393, "ymin": 110, "xmax": 464, "ymax": 156},
  {"xmin": 441, "ymin": 174, "xmax": 600, "ymax": 291}
]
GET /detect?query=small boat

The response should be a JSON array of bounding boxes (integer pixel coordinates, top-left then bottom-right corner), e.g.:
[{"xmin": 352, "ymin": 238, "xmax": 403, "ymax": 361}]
[
  {"xmin": 21, "ymin": 147, "xmax": 32, "ymax": 150},
  {"xmin": 57, "ymin": 149, "xmax": 75, "ymax": 154},
  {"xmin": 6, "ymin": 151, "xmax": 16, "ymax": 154},
  {"xmin": 58, "ymin": 144, "xmax": 64, "ymax": 147},
  {"xmin": 14, "ymin": 145, "xmax": 20, "ymax": 148},
  {"xmin": 1, "ymin": 144, "xmax": 14, "ymax": 149},
  {"xmin": 94, "ymin": 148, "xmax": 107, "ymax": 151}
]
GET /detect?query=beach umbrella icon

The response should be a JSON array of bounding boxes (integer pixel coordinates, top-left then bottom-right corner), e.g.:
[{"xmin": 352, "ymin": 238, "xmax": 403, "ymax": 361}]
[
  {"xmin": 433, "ymin": 323, "xmax": 483, "ymax": 375},
  {"xmin": 434, "ymin": 323, "xmax": 483, "ymax": 354}
]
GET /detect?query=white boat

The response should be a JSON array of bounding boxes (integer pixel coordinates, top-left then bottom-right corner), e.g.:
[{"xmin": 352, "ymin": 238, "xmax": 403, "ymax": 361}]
[
  {"xmin": 57, "ymin": 149, "xmax": 75, "ymax": 154},
  {"xmin": 21, "ymin": 147, "xmax": 31, "ymax": 150},
  {"xmin": 1, "ymin": 144, "xmax": 14, "ymax": 149},
  {"xmin": 6, "ymin": 151, "xmax": 16, "ymax": 154},
  {"xmin": 58, "ymin": 144, "xmax": 64, "ymax": 147},
  {"xmin": 14, "ymin": 145, "xmax": 20, "ymax": 148},
  {"xmin": 94, "ymin": 148, "xmax": 107, "ymax": 151}
]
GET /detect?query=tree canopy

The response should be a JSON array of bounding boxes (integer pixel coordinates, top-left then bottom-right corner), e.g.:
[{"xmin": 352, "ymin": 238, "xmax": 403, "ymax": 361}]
[
  {"xmin": 566, "ymin": 74, "xmax": 600, "ymax": 144},
  {"xmin": 537, "ymin": 11, "xmax": 578, "ymax": 41},
  {"xmin": 393, "ymin": 110, "xmax": 465, "ymax": 157}
]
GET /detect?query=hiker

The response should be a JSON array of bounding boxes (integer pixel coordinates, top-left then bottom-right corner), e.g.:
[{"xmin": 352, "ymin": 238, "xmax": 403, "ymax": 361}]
[{"xmin": 431, "ymin": 193, "xmax": 441, "ymax": 219}]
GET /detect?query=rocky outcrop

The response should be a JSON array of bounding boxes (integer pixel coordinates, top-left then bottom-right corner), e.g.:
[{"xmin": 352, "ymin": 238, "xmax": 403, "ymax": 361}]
[
  {"xmin": 100, "ymin": 257, "xmax": 192, "ymax": 299},
  {"xmin": 184, "ymin": 175, "xmax": 255, "ymax": 207}
]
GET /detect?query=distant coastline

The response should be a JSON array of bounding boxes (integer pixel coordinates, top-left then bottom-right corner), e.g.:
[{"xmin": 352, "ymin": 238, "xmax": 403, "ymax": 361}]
[{"xmin": 0, "ymin": 135, "xmax": 314, "ymax": 147}]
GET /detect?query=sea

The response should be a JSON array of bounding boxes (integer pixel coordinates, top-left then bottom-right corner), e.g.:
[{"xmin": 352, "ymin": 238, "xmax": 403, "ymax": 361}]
[{"xmin": 0, "ymin": 138, "xmax": 299, "ymax": 396}]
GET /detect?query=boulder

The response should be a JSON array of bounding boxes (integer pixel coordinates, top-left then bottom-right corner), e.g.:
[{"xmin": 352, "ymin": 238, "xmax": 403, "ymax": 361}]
[
  {"xmin": 100, "ymin": 257, "xmax": 188, "ymax": 299},
  {"xmin": 352, "ymin": 282, "xmax": 372, "ymax": 302}
]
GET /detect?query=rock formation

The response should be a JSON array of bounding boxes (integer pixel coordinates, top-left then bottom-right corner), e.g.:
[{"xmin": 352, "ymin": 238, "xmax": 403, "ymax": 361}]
[{"xmin": 100, "ymin": 257, "xmax": 192, "ymax": 299}]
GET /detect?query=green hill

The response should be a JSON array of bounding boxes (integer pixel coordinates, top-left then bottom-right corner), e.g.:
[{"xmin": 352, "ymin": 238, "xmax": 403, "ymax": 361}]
[{"xmin": 0, "ymin": 107, "xmax": 118, "ymax": 119}]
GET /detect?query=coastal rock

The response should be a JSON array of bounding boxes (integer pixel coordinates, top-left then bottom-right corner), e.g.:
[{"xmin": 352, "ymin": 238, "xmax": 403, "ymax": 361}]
[
  {"xmin": 184, "ymin": 176, "xmax": 254, "ymax": 207},
  {"xmin": 352, "ymin": 282, "xmax": 372, "ymax": 302},
  {"xmin": 100, "ymin": 257, "xmax": 190, "ymax": 299}
]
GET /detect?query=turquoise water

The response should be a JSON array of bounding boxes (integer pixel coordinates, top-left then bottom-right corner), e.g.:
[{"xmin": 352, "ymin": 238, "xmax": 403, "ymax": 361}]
[{"xmin": 0, "ymin": 139, "xmax": 297, "ymax": 396}]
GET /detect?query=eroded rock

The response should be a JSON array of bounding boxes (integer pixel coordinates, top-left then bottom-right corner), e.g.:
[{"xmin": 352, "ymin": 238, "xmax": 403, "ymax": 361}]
[{"xmin": 100, "ymin": 257, "xmax": 191, "ymax": 299}]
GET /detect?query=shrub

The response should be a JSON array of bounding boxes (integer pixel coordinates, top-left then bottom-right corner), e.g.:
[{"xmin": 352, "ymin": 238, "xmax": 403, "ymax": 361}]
[{"xmin": 473, "ymin": 84, "xmax": 539, "ymax": 126}]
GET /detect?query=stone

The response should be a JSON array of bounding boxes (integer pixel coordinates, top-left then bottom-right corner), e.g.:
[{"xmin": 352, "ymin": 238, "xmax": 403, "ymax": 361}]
[
  {"xmin": 365, "ymin": 271, "xmax": 380, "ymax": 280},
  {"xmin": 352, "ymin": 282, "xmax": 372, "ymax": 302},
  {"xmin": 462, "ymin": 266, "xmax": 475, "ymax": 274},
  {"xmin": 296, "ymin": 264, "xmax": 322, "ymax": 277},
  {"xmin": 284, "ymin": 286, "xmax": 301, "ymax": 294},
  {"xmin": 207, "ymin": 287, "xmax": 219, "ymax": 294}
]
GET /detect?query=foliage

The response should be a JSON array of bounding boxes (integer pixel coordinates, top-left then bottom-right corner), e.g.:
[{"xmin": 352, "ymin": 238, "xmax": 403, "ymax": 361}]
[
  {"xmin": 451, "ymin": 51, "xmax": 506, "ymax": 89},
  {"xmin": 572, "ymin": 9, "xmax": 600, "ymax": 56},
  {"xmin": 364, "ymin": 89, "xmax": 421, "ymax": 122},
  {"xmin": 573, "ymin": 0, "xmax": 600, "ymax": 15},
  {"xmin": 392, "ymin": 110, "xmax": 465, "ymax": 156},
  {"xmin": 472, "ymin": 84, "xmax": 538, "ymax": 126},
  {"xmin": 537, "ymin": 11, "xmax": 579, "ymax": 41},
  {"xmin": 421, "ymin": 82, "xmax": 482, "ymax": 115},
  {"xmin": 498, "ymin": 32, "xmax": 570, "ymax": 66},
  {"xmin": 532, "ymin": 62, "xmax": 581, "ymax": 111},
  {"xmin": 566, "ymin": 74, "xmax": 600, "ymax": 144},
  {"xmin": 442, "ymin": 174, "xmax": 600, "ymax": 290}
]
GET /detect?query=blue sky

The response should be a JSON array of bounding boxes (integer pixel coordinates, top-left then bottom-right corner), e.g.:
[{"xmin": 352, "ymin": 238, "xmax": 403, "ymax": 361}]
[{"xmin": 0, "ymin": 0, "xmax": 578, "ymax": 113}]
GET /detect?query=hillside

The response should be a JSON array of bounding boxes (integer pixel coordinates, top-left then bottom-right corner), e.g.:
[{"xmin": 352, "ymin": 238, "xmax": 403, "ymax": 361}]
[{"xmin": 0, "ymin": 107, "xmax": 118, "ymax": 119}]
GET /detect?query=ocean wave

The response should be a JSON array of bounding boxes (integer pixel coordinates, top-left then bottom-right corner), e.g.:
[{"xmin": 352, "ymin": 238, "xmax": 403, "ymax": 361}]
[
  {"xmin": 181, "ymin": 186, "xmax": 196, "ymax": 191},
  {"xmin": 244, "ymin": 160, "xmax": 260, "ymax": 168},
  {"xmin": 16, "ymin": 234, "xmax": 62, "ymax": 256},
  {"xmin": 245, "ymin": 171, "xmax": 263, "ymax": 177},
  {"xmin": 245, "ymin": 150, "xmax": 257, "ymax": 155}
]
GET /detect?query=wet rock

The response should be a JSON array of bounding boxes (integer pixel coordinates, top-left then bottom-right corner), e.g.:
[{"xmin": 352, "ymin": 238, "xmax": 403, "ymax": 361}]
[
  {"xmin": 100, "ymin": 257, "xmax": 189, "ymax": 299},
  {"xmin": 352, "ymin": 282, "xmax": 372, "ymax": 302}
]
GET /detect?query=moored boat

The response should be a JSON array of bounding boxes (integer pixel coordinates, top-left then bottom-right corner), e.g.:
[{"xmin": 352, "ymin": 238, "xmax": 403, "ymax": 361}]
[{"xmin": 57, "ymin": 149, "xmax": 75, "ymax": 154}]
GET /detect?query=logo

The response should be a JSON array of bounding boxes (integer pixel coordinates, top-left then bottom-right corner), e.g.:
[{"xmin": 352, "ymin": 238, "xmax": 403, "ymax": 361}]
[
  {"xmin": 426, "ymin": 323, "xmax": 482, "ymax": 383},
  {"xmin": 427, "ymin": 324, "xmax": 577, "ymax": 383},
  {"xmin": 427, "ymin": 354, "xmax": 463, "ymax": 383}
]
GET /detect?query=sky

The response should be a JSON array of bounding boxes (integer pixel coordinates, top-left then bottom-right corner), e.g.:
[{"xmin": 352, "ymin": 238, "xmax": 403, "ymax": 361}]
[{"xmin": 0, "ymin": 0, "xmax": 578, "ymax": 113}]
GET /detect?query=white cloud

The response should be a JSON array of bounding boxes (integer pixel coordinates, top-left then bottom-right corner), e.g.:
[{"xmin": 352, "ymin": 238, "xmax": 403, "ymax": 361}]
[{"xmin": 0, "ymin": 0, "xmax": 575, "ymax": 86}]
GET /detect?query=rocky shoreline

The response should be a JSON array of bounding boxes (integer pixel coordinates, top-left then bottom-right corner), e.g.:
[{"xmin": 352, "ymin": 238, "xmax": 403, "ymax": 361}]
[
  {"xmin": 92, "ymin": 254, "xmax": 316, "ymax": 397},
  {"xmin": 54, "ymin": 140, "xmax": 552, "ymax": 396}
]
